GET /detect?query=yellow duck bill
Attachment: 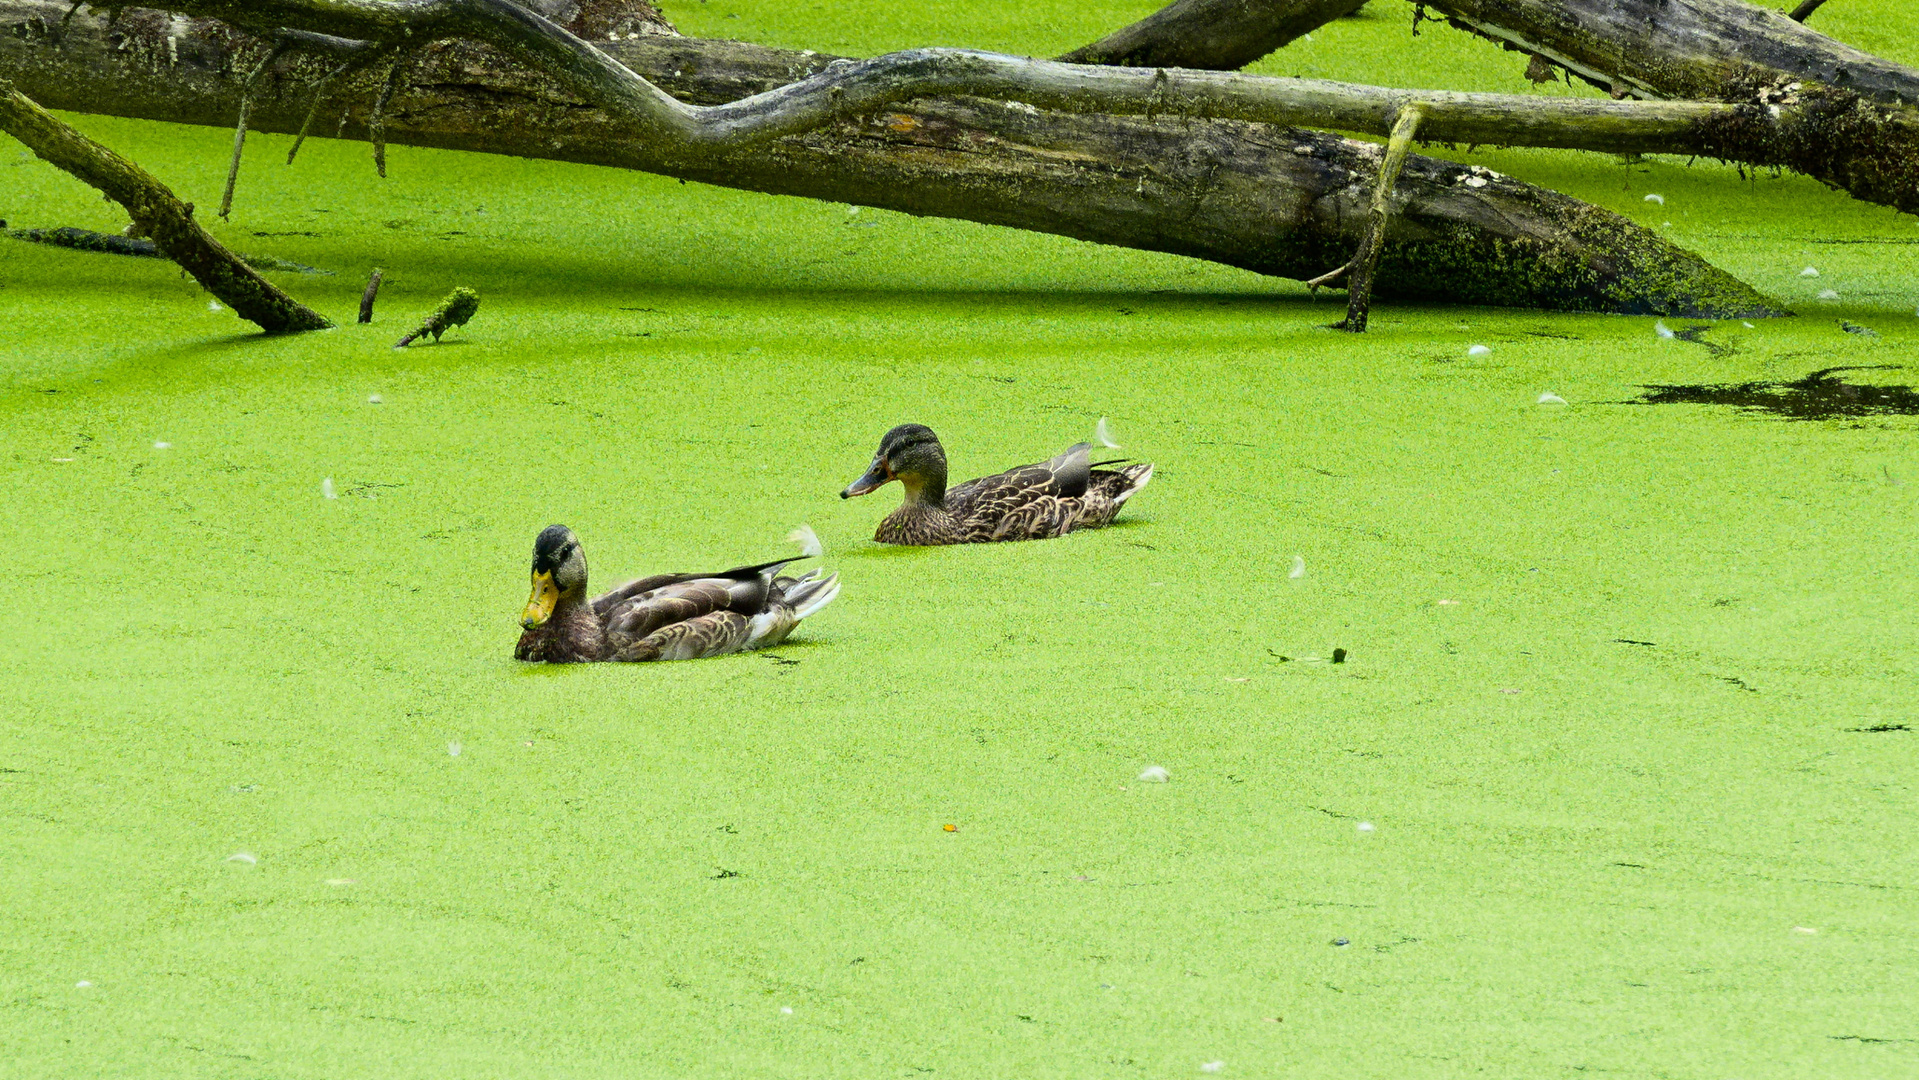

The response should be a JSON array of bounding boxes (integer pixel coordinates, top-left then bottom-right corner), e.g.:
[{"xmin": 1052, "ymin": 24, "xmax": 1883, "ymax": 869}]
[{"xmin": 521, "ymin": 570, "xmax": 559, "ymax": 628}]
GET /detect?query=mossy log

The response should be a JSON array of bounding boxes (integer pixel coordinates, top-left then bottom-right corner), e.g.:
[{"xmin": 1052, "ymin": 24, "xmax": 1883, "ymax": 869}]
[
  {"xmin": 1423, "ymin": 0, "xmax": 1919, "ymax": 213},
  {"xmin": 0, "ymin": 1, "xmax": 1784, "ymax": 316},
  {"xmin": 0, "ymin": 77, "xmax": 332, "ymax": 332}
]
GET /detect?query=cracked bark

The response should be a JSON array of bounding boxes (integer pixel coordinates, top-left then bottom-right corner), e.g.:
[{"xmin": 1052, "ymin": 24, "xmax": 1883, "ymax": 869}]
[{"xmin": 0, "ymin": 0, "xmax": 1784, "ymax": 315}]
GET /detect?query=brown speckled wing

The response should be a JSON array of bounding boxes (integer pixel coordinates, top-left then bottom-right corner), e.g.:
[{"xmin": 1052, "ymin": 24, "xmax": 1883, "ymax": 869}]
[
  {"xmin": 613, "ymin": 611, "xmax": 752, "ymax": 661},
  {"xmin": 590, "ymin": 572, "xmax": 700, "ymax": 616},
  {"xmin": 602, "ymin": 580, "xmax": 734, "ymax": 641}
]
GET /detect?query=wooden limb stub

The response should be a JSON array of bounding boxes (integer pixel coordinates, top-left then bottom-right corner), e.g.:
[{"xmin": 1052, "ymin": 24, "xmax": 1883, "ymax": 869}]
[
  {"xmin": 1333, "ymin": 102, "xmax": 1424, "ymax": 333},
  {"xmin": 358, "ymin": 267, "xmax": 383, "ymax": 323},
  {"xmin": 219, "ymin": 40, "xmax": 287, "ymax": 219},
  {"xmin": 1787, "ymin": 0, "xmax": 1830, "ymax": 23}
]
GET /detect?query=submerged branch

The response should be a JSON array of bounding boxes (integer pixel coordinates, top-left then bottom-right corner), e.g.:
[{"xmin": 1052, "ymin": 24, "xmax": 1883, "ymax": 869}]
[{"xmin": 0, "ymin": 79, "xmax": 332, "ymax": 332}]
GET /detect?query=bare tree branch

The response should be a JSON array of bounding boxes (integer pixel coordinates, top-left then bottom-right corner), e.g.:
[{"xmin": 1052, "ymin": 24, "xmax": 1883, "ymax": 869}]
[
  {"xmin": 1421, "ymin": 0, "xmax": 1919, "ymax": 212},
  {"xmin": 107, "ymin": 0, "xmax": 1860, "ymax": 161},
  {"xmin": 1788, "ymin": 0, "xmax": 1831, "ymax": 24},
  {"xmin": 1423, "ymin": 0, "xmax": 1916, "ymax": 106},
  {"xmin": 0, "ymin": 77, "xmax": 332, "ymax": 332},
  {"xmin": 1060, "ymin": 0, "xmax": 1367, "ymax": 71},
  {"xmin": 1335, "ymin": 103, "xmax": 1423, "ymax": 333}
]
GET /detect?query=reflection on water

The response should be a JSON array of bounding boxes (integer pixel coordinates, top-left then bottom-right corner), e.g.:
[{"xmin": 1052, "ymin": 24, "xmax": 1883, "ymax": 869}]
[{"xmin": 1634, "ymin": 366, "xmax": 1919, "ymax": 419}]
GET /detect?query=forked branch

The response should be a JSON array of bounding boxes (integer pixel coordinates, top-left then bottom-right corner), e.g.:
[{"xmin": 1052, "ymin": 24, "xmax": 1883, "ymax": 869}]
[{"xmin": 152, "ymin": 0, "xmax": 1845, "ymax": 162}]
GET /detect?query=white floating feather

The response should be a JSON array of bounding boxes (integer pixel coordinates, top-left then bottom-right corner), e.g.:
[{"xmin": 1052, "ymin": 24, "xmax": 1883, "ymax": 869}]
[
  {"xmin": 367, "ymin": 394, "xmax": 383, "ymax": 404},
  {"xmin": 1289, "ymin": 555, "xmax": 1306, "ymax": 580},
  {"xmin": 321, "ymin": 477, "xmax": 336, "ymax": 499},
  {"xmin": 1095, "ymin": 416, "xmax": 1121, "ymax": 449},
  {"xmin": 207, "ymin": 300, "xmax": 223, "ymax": 312},
  {"xmin": 1537, "ymin": 392, "xmax": 1568, "ymax": 405},
  {"xmin": 780, "ymin": 1006, "xmax": 794, "ymax": 1015},
  {"xmin": 1800, "ymin": 266, "xmax": 1819, "ymax": 277},
  {"xmin": 447, "ymin": 741, "xmax": 462, "ymax": 757},
  {"xmin": 75, "ymin": 981, "xmax": 93, "ymax": 988},
  {"xmin": 153, "ymin": 440, "xmax": 172, "ymax": 450},
  {"xmin": 1356, "ymin": 821, "xmax": 1375, "ymax": 833},
  {"xmin": 1643, "ymin": 193, "xmax": 1664, "ymax": 205},
  {"xmin": 1467, "ymin": 344, "xmax": 1490, "ymax": 356},
  {"xmin": 1743, "ymin": 321, "xmax": 1756, "ymax": 328},
  {"xmin": 1654, "ymin": 320, "xmax": 1675, "ymax": 339},
  {"xmin": 1201, "ymin": 1064, "xmax": 1225, "ymax": 1074},
  {"xmin": 1138, "ymin": 765, "xmax": 1170, "ymax": 783},
  {"xmin": 787, "ymin": 524, "xmax": 823, "ymax": 559},
  {"xmin": 1818, "ymin": 289, "xmax": 1839, "ymax": 300},
  {"xmin": 227, "ymin": 852, "xmax": 257, "ymax": 864}
]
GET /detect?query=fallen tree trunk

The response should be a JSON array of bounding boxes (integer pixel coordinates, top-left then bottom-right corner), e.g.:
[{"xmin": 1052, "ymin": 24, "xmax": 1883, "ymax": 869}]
[
  {"xmin": 1422, "ymin": 0, "xmax": 1919, "ymax": 212},
  {"xmin": 0, "ymin": 1, "xmax": 1783, "ymax": 315}
]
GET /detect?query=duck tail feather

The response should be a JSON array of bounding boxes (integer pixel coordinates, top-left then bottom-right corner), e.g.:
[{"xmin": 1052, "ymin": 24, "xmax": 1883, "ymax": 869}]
[
  {"xmin": 783, "ymin": 572, "xmax": 841, "ymax": 621},
  {"xmin": 1111, "ymin": 462, "xmax": 1154, "ymax": 505}
]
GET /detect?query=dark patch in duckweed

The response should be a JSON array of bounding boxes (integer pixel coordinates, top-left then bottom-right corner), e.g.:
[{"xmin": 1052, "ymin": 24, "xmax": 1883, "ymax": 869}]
[
  {"xmin": 1634, "ymin": 366, "xmax": 1919, "ymax": 420},
  {"xmin": 1846, "ymin": 723, "xmax": 1910, "ymax": 733},
  {"xmin": 1671, "ymin": 324, "xmax": 1735, "ymax": 357}
]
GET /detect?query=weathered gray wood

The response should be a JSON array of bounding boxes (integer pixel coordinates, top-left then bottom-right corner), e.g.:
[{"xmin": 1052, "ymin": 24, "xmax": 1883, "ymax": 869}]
[
  {"xmin": 1424, "ymin": 0, "xmax": 1919, "ymax": 212},
  {"xmin": 1426, "ymin": 0, "xmax": 1918, "ymax": 106},
  {"xmin": 0, "ymin": 1, "xmax": 1784, "ymax": 315}
]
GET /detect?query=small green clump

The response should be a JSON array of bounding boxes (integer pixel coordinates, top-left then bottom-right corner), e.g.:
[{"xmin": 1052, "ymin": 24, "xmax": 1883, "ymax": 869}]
[{"xmin": 395, "ymin": 286, "xmax": 481, "ymax": 347}]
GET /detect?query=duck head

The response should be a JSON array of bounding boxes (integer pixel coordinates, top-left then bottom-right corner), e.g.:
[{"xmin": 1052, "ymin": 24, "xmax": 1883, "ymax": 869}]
[
  {"xmin": 521, "ymin": 524, "xmax": 589, "ymax": 629},
  {"xmin": 841, "ymin": 424, "xmax": 948, "ymax": 505}
]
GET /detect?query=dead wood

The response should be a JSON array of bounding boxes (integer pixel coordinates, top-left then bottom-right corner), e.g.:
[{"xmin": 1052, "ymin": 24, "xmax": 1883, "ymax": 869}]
[
  {"xmin": 0, "ymin": 1, "xmax": 1786, "ymax": 316},
  {"xmin": 1422, "ymin": 0, "xmax": 1919, "ymax": 212},
  {"xmin": 1060, "ymin": 0, "xmax": 1367, "ymax": 71},
  {"xmin": 0, "ymin": 77, "xmax": 332, "ymax": 332}
]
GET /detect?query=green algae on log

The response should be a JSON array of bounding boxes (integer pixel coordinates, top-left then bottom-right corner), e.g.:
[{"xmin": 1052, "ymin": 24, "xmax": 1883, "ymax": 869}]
[
  {"xmin": 0, "ymin": 80, "xmax": 332, "ymax": 333},
  {"xmin": 0, "ymin": 1, "xmax": 1784, "ymax": 317},
  {"xmin": 395, "ymin": 287, "xmax": 481, "ymax": 348}
]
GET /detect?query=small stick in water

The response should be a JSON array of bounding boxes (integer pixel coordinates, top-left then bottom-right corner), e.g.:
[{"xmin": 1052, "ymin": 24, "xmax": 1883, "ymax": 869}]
[
  {"xmin": 358, "ymin": 268, "xmax": 383, "ymax": 324},
  {"xmin": 394, "ymin": 286, "xmax": 480, "ymax": 347}
]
